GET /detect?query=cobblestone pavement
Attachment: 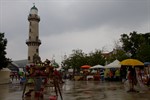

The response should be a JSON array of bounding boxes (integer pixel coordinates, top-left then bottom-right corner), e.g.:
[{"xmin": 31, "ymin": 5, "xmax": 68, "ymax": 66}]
[{"xmin": 0, "ymin": 80, "xmax": 150, "ymax": 100}]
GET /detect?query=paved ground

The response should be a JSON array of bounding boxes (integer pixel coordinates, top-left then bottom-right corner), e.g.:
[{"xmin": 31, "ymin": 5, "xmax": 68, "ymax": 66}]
[{"xmin": 0, "ymin": 80, "xmax": 150, "ymax": 100}]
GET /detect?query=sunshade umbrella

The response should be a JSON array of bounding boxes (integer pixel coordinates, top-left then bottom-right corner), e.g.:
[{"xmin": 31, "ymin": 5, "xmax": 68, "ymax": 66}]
[
  {"xmin": 121, "ymin": 59, "xmax": 144, "ymax": 92},
  {"xmin": 120, "ymin": 59, "xmax": 144, "ymax": 66},
  {"xmin": 81, "ymin": 65, "xmax": 91, "ymax": 69},
  {"xmin": 91, "ymin": 70, "xmax": 97, "ymax": 73},
  {"xmin": 144, "ymin": 62, "xmax": 150, "ymax": 74},
  {"xmin": 90, "ymin": 65, "xmax": 104, "ymax": 69},
  {"xmin": 144, "ymin": 62, "xmax": 150, "ymax": 66}
]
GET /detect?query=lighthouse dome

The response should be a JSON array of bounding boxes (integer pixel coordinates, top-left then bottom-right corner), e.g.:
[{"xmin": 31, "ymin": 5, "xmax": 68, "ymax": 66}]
[
  {"xmin": 30, "ymin": 5, "xmax": 38, "ymax": 15},
  {"xmin": 31, "ymin": 5, "xmax": 38, "ymax": 10}
]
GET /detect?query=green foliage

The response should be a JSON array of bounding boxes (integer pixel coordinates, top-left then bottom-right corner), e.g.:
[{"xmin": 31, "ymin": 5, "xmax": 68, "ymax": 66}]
[
  {"xmin": 61, "ymin": 31, "xmax": 150, "ymax": 72},
  {"xmin": 136, "ymin": 44, "xmax": 150, "ymax": 62},
  {"xmin": 120, "ymin": 31, "xmax": 150, "ymax": 61},
  {"xmin": 64, "ymin": 49, "xmax": 87, "ymax": 71},
  {"xmin": 88, "ymin": 50, "xmax": 105, "ymax": 66},
  {"xmin": 61, "ymin": 49, "xmax": 105, "ymax": 71},
  {"xmin": 0, "ymin": 33, "xmax": 11, "ymax": 70}
]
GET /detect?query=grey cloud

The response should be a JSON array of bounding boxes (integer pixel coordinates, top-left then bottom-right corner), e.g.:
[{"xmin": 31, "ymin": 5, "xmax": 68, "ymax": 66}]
[
  {"xmin": 38, "ymin": 0, "xmax": 149, "ymax": 37},
  {"xmin": 1, "ymin": 0, "xmax": 149, "ymax": 62}
]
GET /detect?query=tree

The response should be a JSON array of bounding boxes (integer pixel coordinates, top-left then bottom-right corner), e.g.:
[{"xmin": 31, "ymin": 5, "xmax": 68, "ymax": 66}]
[
  {"xmin": 61, "ymin": 49, "xmax": 106, "ymax": 71},
  {"xmin": 136, "ymin": 44, "xmax": 150, "ymax": 62},
  {"xmin": 88, "ymin": 49, "xmax": 105, "ymax": 66},
  {"xmin": 0, "ymin": 33, "xmax": 11, "ymax": 70},
  {"xmin": 120, "ymin": 31, "xmax": 150, "ymax": 61},
  {"xmin": 120, "ymin": 31, "xmax": 138, "ymax": 58}
]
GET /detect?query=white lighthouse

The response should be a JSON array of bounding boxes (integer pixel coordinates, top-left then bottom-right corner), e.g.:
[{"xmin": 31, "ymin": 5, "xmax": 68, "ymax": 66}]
[{"xmin": 26, "ymin": 5, "xmax": 41, "ymax": 63}]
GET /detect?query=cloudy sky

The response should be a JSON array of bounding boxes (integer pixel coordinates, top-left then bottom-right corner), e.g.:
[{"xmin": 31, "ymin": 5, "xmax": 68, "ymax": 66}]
[{"xmin": 0, "ymin": 0, "xmax": 150, "ymax": 64}]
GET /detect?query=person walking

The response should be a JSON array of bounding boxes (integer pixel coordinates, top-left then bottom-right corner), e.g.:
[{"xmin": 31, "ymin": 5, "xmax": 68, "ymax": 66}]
[
  {"xmin": 115, "ymin": 69, "xmax": 120, "ymax": 81},
  {"xmin": 100, "ymin": 69, "xmax": 105, "ymax": 82},
  {"xmin": 126, "ymin": 66, "xmax": 138, "ymax": 92}
]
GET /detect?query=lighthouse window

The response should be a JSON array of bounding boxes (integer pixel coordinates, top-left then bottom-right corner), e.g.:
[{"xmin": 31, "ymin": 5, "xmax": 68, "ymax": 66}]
[
  {"xmin": 36, "ymin": 49, "xmax": 38, "ymax": 53},
  {"xmin": 36, "ymin": 36, "xmax": 38, "ymax": 41},
  {"xmin": 30, "ymin": 28, "xmax": 31, "ymax": 32},
  {"xmin": 28, "ymin": 56, "xmax": 30, "ymax": 60}
]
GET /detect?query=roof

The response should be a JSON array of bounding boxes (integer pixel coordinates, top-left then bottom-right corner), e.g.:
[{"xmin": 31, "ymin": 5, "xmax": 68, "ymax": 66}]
[
  {"xmin": 7, "ymin": 63, "xmax": 19, "ymax": 72},
  {"xmin": 31, "ymin": 5, "xmax": 38, "ymax": 11},
  {"xmin": 13, "ymin": 59, "xmax": 28, "ymax": 68},
  {"xmin": 7, "ymin": 59, "xmax": 28, "ymax": 72}
]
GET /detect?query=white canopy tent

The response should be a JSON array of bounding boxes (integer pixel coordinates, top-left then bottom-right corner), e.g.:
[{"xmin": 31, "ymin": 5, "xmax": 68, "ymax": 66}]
[
  {"xmin": 105, "ymin": 59, "xmax": 121, "ymax": 68},
  {"xmin": 90, "ymin": 65, "xmax": 104, "ymax": 69}
]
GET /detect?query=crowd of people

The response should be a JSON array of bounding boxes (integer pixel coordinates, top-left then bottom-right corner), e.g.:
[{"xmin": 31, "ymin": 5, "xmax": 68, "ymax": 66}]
[
  {"xmin": 63, "ymin": 65, "xmax": 150, "ymax": 93},
  {"xmin": 9, "ymin": 61, "xmax": 150, "ymax": 94}
]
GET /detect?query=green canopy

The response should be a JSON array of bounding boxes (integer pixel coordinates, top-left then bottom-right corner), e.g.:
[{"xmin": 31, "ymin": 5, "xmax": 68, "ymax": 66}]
[{"xmin": 51, "ymin": 62, "xmax": 59, "ymax": 68}]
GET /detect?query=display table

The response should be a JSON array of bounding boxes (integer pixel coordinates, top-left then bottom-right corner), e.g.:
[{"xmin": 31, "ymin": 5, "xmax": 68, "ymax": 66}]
[{"xmin": 87, "ymin": 75, "xmax": 94, "ymax": 80}]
